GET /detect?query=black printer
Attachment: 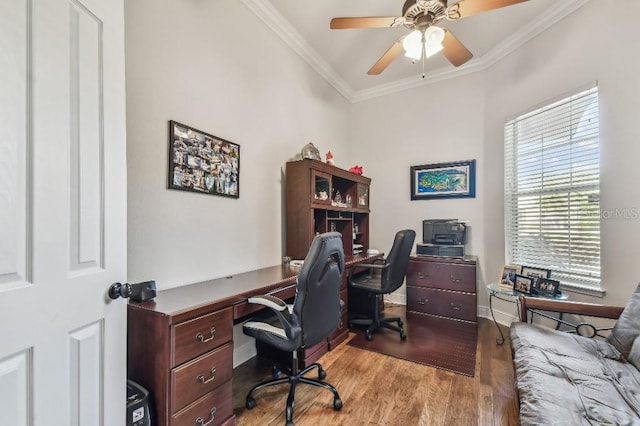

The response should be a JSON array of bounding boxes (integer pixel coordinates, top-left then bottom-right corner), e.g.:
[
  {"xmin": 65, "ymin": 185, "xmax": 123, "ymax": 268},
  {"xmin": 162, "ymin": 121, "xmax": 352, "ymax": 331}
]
[{"xmin": 417, "ymin": 219, "xmax": 467, "ymax": 257}]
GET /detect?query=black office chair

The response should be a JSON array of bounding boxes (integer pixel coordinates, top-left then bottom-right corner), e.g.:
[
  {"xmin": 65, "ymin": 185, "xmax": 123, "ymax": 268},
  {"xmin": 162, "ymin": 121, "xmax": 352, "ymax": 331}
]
[
  {"xmin": 349, "ymin": 229, "xmax": 416, "ymax": 341},
  {"xmin": 243, "ymin": 232, "xmax": 345, "ymax": 426}
]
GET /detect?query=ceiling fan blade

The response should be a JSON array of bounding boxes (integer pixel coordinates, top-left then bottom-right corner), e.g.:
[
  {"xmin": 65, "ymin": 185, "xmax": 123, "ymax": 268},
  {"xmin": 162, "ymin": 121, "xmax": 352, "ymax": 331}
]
[
  {"xmin": 367, "ymin": 38, "xmax": 404, "ymax": 75},
  {"xmin": 330, "ymin": 17, "xmax": 398, "ymax": 29},
  {"xmin": 453, "ymin": 0, "xmax": 529, "ymax": 19},
  {"xmin": 442, "ymin": 30, "xmax": 473, "ymax": 67}
]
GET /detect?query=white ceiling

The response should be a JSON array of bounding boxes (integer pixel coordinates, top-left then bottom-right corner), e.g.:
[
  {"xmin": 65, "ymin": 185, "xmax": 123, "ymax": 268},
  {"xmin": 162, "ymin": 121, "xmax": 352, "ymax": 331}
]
[{"xmin": 240, "ymin": 0, "xmax": 589, "ymax": 102}]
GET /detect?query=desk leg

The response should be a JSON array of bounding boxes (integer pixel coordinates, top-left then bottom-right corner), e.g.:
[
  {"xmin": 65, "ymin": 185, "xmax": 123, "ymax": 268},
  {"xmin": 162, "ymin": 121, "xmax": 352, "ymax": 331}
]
[{"xmin": 489, "ymin": 294, "xmax": 506, "ymax": 345}]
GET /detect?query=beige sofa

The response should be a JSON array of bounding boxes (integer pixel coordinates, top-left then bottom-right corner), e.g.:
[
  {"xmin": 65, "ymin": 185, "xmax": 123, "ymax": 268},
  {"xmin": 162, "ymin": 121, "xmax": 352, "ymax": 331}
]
[{"xmin": 510, "ymin": 284, "xmax": 640, "ymax": 425}]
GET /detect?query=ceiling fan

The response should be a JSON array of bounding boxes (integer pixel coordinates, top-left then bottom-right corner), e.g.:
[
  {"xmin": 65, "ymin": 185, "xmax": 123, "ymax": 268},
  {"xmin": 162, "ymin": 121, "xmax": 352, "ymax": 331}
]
[{"xmin": 330, "ymin": 0, "xmax": 529, "ymax": 75}]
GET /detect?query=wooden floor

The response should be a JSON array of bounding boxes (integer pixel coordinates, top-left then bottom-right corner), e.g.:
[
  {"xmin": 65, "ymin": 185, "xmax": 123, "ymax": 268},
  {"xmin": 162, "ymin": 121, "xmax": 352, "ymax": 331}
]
[{"xmin": 232, "ymin": 310, "xmax": 519, "ymax": 426}]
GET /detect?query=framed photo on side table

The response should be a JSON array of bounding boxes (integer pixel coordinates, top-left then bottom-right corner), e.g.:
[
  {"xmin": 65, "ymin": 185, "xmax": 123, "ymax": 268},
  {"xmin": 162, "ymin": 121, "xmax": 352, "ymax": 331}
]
[
  {"xmin": 536, "ymin": 278, "xmax": 560, "ymax": 298},
  {"xmin": 521, "ymin": 266, "xmax": 551, "ymax": 280},
  {"xmin": 499, "ymin": 264, "xmax": 521, "ymax": 289},
  {"xmin": 513, "ymin": 274, "xmax": 534, "ymax": 295}
]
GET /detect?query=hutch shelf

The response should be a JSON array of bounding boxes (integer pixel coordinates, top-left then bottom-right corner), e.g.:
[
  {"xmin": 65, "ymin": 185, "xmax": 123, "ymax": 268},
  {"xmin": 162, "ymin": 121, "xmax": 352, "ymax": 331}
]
[{"xmin": 285, "ymin": 159, "xmax": 371, "ymax": 260}]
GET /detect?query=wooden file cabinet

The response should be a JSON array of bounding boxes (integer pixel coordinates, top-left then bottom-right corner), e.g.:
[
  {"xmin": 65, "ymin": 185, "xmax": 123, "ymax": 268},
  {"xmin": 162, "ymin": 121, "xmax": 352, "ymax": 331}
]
[
  {"xmin": 128, "ymin": 305, "xmax": 236, "ymax": 426},
  {"xmin": 406, "ymin": 256, "xmax": 478, "ymax": 323}
]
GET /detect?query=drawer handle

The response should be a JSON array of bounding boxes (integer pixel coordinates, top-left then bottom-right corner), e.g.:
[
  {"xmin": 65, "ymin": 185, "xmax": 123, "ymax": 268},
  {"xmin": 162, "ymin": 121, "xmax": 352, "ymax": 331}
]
[
  {"xmin": 196, "ymin": 327, "xmax": 216, "ymax": 343},
  {"xmin": 196, "ymin": 367, "xmax": 217, "ymax": 385},
  {"xmin": 417, "ymin": 272, "xmax": 430, "ymax": 279},
  {"xmin": 196, "ymin": 407, "xmax": 216, "ymax": 426},
  {"xmin": 450, "ymin": 275, "xmax": 462, "ymax": 283},
  {"xmin": 338, "ymin": 320, "xmax": 344, "ymax": 330},
  {"xmin": 450, "ymin": 302, "xmax": 463, "ymax": 311},
  {"xmin": 418, "ymin": 298, "xmax": 428, "ymax": 305}
]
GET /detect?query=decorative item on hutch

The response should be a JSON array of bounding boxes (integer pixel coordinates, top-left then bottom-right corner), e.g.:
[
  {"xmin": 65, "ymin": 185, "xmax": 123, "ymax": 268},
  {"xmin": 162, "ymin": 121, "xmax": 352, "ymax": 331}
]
[{"xmin": 326, "ymin": 151, "xmax": 335, "ymax": 165}]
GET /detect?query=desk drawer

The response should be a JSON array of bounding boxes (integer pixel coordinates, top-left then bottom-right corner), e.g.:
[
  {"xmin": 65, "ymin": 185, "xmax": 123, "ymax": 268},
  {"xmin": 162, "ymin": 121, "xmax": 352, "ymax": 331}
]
[
  {"xmin": 406, "ymin": 287, "xmax": 476, "ymax": 322},
  {"xmin": 407, "ymin": 261, "xmax": 476, "ymax": 292},
  {"xmin": 172, "ymin": 343, "xmax": 233, "ymax": 412},
  {"xmin": 172, "ymin": 379, "xmax": 233, "ymax": 426},
  {"xmin": 328, "ymin": 310, "xmax": 349, "ymax": 350},
  {"xmin": 233, "ymin": 284, "xmax": 297, "ymax": 320},
  {"xmin": 173, "ymin": 308, "xmax": 233, "ymax": 367}
]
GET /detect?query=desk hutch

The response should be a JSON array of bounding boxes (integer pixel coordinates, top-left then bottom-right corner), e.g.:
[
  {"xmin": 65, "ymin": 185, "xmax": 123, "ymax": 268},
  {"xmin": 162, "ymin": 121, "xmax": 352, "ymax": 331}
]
[{"xmin": 285, "ymin": 159, "xmax": 371, "ymax": 260}]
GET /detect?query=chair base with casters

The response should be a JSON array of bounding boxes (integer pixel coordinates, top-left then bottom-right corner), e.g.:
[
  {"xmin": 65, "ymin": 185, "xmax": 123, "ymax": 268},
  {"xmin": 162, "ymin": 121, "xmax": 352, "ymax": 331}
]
[
  {"xmin": 349, "ymin": 290, "xmax": 406, "ymax": 341},
  {"xmin": 348, "ymin": 229, "xmax": 416, "ymax": 341},
  {"xmin": 245, "ymin": 349, "xmax": 342, "ymax": 426},
  {"xmin": 242, "ymin": 231, "xmax": 346, "ymax": 425}
]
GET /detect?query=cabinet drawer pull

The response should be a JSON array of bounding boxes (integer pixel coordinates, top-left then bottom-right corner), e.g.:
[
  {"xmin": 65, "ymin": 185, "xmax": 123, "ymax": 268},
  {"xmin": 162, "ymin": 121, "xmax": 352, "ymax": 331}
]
[
  {"xmin": 450, "ymin": 275, "xmax": 462, "ymax": 283},
  {"xmin": 196, "ymin": 327, "xmax": 216, "ymax": 343},
  {"xmin": 417, "ymin": 272, "xmax": 430, "ymax": 279},
  {"xmin": 196, "ymin": 367, "xmax": 217, "ymax": 384},
  {"xmin": 338, "ymin": 320, "xmax": 344, "ymax": 330},
  {"xmin": 418, "ymin": 298, "xmax": 428, "ymax": 305},
  {"xmin": 450, "ymin": 302, "xmax": 463, "ymax": 311},
  {"xmin": 196, "ymin": 407, "xmax": 217, "ymax": 426}
]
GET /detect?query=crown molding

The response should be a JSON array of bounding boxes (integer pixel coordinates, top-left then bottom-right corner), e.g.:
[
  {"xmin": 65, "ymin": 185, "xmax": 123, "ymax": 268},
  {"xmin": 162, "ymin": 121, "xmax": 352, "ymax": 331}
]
[
  {"xmin": 239, "ymin": 0, "xmax": 356, "ymax": 102},
  {"xmin": 479, "ymin": 0, "xmax": 590, "ymax": 71},
  {"xmin": 241, "ymin": 0, "xmax": 591, "ymax": 104}
]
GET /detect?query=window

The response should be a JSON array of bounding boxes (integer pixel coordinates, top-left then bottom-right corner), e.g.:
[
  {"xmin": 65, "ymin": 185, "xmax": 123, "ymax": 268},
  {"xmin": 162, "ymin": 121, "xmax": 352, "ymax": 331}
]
[{"xmin": 504, "ymin": 84, "xmax": 600, "ymax": 291}]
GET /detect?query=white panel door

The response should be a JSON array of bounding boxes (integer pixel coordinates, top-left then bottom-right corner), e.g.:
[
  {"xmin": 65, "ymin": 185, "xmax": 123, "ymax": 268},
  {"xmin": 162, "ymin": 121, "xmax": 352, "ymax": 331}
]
[{"xmin": 0, "ymin": 0, "xmax": 127, "ymax": 424}]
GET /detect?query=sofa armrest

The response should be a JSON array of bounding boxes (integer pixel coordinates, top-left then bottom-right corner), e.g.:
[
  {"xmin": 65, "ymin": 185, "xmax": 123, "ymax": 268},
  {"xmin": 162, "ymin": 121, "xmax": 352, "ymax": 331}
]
[{"xmin": 519, "ymin": 296, "xmax": 624, "ymax": 322}]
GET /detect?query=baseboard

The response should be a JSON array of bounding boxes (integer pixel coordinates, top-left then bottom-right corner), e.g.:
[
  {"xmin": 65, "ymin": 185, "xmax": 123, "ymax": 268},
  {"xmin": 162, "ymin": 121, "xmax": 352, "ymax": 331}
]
[
  {"xmin": 477, "ymin": 305, "xmax": 519, "ymax": 327},
  {"xmin": 384, "ymin": 293, "xmax": 406, "ymax": 305}
]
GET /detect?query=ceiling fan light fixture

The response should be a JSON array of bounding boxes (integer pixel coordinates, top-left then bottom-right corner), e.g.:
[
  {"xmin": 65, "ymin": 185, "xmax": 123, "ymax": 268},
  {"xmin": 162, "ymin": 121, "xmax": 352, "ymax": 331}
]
[
  {"xmin": 424, "ymin": 25, "xmax": 445, "ymax": 58},
  {"xmin": 402, "ymin": 30, "xmax": 423, "ymax": 60}
]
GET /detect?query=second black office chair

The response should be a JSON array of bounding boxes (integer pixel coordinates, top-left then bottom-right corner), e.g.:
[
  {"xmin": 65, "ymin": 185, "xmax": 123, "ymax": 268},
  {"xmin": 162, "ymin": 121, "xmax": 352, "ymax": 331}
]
[
  {"xmin": 349, "ymin": 229, "xmax": 416, "ymax": 341},
  {"xmin": 243, "ymin": 232, "xmax": 345, "ymax": 426}
]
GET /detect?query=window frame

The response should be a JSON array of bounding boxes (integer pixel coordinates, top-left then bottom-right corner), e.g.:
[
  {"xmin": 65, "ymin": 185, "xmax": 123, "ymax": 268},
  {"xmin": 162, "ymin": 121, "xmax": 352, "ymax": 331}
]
[{"xmin": 504, "ymin": 83, "xmax": 602, "ymax": 296}]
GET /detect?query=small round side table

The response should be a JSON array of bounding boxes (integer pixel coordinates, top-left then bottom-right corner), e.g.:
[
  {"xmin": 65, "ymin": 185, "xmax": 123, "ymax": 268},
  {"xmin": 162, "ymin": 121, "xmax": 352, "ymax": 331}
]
[{"xmin": 487, "ymin": 283, "xmax": 568, "ymax": 345}]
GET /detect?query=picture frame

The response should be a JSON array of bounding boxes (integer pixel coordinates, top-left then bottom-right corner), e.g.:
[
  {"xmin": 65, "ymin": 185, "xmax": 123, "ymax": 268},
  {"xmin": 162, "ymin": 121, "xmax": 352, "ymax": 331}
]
[
  {"xmin": 410, "ymin": 159, "xmax": 476, "ymax": 200},
  {"xmin": 513, "ymin": 274, "xmax": 534, "ymax": 295},
  {"xmin": 499, "ymin": 264, "xmax": 521, "ymax": 288},
  {"xmin": 168, "ymin": 120, "xmax": 240, "ymax": 198},
  {"xmin": 521, "ymin": 266, "xmax": 551, "ymax": 281},
  {"xmin": 535, "ymin": 278, "xmax": 560, "ymax": 298}
]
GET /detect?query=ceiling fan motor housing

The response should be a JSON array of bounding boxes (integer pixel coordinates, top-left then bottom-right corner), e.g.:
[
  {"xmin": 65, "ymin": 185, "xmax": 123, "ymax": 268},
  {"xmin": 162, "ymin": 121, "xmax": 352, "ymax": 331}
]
[
  {"xmin": 403, "ymin": 0, "xmax": 447, "ymax": 17},
  {"xmin": 402, "ymin": 0, "xmax": 448, "ymax": 31}
]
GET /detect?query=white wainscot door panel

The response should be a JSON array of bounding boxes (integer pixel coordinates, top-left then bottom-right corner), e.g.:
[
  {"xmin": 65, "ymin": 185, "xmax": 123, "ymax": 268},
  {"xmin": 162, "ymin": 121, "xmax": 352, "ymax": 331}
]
[{"xmin": 0, "ymin": 0, "xmax": 128, "ymax": 425}]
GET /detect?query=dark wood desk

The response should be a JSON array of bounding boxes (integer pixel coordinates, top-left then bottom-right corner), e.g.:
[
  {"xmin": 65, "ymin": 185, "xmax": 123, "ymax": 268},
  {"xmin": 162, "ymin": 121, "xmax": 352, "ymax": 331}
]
[{"xmin": 127, "ymin": 254, "xmax": 380, "ymax": 426}]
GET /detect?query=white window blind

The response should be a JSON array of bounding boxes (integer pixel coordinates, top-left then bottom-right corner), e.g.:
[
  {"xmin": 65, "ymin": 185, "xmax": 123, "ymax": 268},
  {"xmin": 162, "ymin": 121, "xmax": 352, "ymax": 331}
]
[{"xmin": 504, "ymin": 84, "xmax": 600, "ymax": 290}]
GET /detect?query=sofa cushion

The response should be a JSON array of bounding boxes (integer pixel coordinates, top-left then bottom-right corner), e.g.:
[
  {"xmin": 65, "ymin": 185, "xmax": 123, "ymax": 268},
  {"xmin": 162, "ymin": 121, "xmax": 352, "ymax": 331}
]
[
  {"xmin": 607, "ymin": 283, "xmax": 640, "ymax": 358},
  {"xmin": 511, "ymin": 322, "xmax": 640, "ymax": 425},
  {"xmin": 629, "ymin": 337, "xmax": 640, "ymax": 371}
]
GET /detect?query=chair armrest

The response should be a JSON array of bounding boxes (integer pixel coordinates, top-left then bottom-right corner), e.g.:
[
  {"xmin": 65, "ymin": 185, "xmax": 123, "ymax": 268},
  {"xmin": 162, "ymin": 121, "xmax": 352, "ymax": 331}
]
[
  {"xmin": 248, "ymin": 295, "xmax": 287, "ymax": 311},
  {"xmin": 348, "ymin": 260, "xmax": 389, "ymax": 281},
  {"xmin": 519, "ymin": 296, "xmax": 624, "ymax": 322}
]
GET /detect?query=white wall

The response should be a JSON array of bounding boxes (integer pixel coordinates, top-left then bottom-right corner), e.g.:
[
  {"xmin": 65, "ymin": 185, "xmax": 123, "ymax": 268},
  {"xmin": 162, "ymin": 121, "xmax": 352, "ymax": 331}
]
[
  {"xmin": 352, "ymin": 0, "xmax": 640, "ymax": 317},
  {"xmin": 125, "ymin": 0, "xmax": 640, "ymax": 359},
  {"xmin": 125, "ymin": 0, "xmax": 352, "ymax": 289},
  {"xmin": 483, "ymin": 0, "xmax": 640, "ymax": 313},
  {"xmin": 351, "ymin": 73, "xmax": 486, "ymax": 304}
]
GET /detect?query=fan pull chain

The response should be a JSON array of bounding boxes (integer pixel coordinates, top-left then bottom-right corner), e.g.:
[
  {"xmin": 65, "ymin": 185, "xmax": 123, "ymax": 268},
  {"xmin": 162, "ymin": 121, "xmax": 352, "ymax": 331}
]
[{"xmin": 422, "ymin": 52, "xmax": 426, "ymax": 78}]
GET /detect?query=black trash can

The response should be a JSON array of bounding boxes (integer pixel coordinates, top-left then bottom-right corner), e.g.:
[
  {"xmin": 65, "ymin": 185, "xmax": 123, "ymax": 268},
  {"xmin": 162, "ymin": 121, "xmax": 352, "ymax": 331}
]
[{"xmin": 127, "ymin": 380, "xmax": 152, "ymax": 426}]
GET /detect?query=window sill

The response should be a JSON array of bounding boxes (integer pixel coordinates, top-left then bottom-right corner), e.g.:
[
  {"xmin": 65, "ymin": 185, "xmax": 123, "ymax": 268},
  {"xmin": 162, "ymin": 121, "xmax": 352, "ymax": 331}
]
[{"xmin": 560, "ymin": 282, "xmax": 605, "ymax": 298}]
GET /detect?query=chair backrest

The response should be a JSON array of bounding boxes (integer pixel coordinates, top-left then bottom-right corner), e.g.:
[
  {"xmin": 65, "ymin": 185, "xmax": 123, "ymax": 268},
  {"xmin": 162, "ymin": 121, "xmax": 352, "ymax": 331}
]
[
  {"xmin": 380, "ymin": 229, "xmax": 416, "ymax": 294},
  {"xmin": 292, "ymin": 232, "xmax": 345, "ymax": 348}
]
